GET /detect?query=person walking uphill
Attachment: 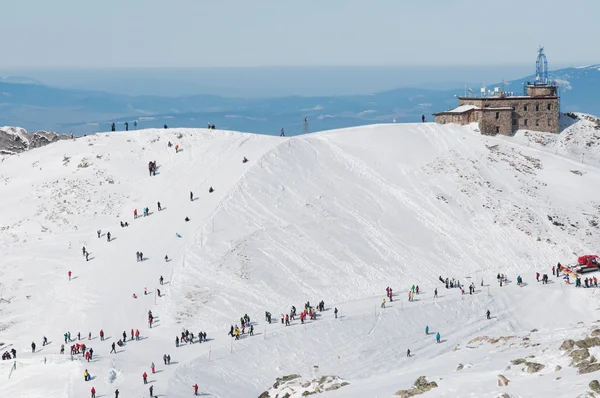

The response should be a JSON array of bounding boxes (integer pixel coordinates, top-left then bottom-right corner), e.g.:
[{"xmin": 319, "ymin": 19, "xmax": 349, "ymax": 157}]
[
  {"xmin": 190, "ymin": 191, "xmax": 193, "ymax": 201},
  {"xmin": 91, "ymin": 386, "xmax": 96, "ymax": 398},
  {"xmin": 193, "ymin": 384, "xmax": 199, "ymax": 395},
  {"xmin": 486, "ymin": 309, "xmax": 491, "ymax": 320},
  {"xmin": 436, "ymin": 332, "xmax": 441, "ymax": 343}
]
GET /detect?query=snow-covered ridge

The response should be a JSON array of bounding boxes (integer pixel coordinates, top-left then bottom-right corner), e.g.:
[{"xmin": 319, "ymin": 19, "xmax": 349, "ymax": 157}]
[{"xmin": 0, "ymin": 126, "xmax": 70, "ymax": 155}]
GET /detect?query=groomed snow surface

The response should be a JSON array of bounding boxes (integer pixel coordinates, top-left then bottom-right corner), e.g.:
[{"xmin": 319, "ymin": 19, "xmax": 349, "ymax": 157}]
[{"xmin": 1, "ymin": 118, "xmax": 600, "ymax": 397}]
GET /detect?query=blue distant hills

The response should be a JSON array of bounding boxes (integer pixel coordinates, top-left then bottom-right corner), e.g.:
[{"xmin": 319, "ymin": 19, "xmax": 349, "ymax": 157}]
[{"xmin": 0, "ymin": 65, "xmax": 598, "ymax": 135}]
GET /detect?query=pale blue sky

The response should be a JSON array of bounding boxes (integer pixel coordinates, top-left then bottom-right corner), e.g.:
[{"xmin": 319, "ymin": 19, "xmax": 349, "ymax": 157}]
[{"xmin": 4, "ymin": 0, "xmax": 599, "ymax": 68}]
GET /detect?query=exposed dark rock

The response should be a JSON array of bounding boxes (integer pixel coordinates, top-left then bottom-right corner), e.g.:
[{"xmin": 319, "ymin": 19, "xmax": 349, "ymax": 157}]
[
  {"xmin": 525, "ymin": 362, "xmax": 545, "ymax": 373},
  {"xmin": 560, "ymin": 339, "xmax": 575, "ymax": 350},
  {"xmin": 395, "ymin": 376, "xmax": 438, "ymax": 397},
  {"xmin": 272, "ymin": 374, "xmax": 301, "ymax": 389},
  {"xmin": 570, "ymin": 348, "xmax": 590, "ymax": 364},
  {"xmin": 578, "ymin": 361, "xmax": 600, "ymax": 375},
  {"xmin": 575, "ymin": 337, "xmax": 600, "ymax": 349}
]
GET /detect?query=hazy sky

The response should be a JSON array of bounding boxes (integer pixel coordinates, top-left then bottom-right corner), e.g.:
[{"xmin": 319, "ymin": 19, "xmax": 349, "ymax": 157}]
[{"xmin": 4, "ymin": 0, "xmax": 599, "ymax": 68}]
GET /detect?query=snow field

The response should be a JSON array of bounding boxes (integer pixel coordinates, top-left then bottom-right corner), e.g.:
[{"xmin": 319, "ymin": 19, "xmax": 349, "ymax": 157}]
[{"xmin": 1, "ymin": 118, "xmax": 600, "ymax": 397}]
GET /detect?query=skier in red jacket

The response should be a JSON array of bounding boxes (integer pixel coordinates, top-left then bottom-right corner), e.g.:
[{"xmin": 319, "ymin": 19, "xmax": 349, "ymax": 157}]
[
  {"xmin": 91, "ymin": 387, "xmax": 96, "ymax": 398},
  {"xmin": 193, "ymin": 384, "xmax": 199, "ymax": 395},
  {"xmin": 143, "ymin": 372, "xmax": 148, "ymax": 384}
]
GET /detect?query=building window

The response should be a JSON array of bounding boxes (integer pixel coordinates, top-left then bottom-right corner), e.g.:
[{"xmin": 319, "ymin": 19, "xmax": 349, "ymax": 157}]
[
  {"xmin": 524, "ymin": 119, "xmax": 528, "ymax": 127},
  {"xmin": 536, "ymin": 104, "xmax": 539, "ymax": 111},
  {"xmin": 512, "ymin": 118, "xmax": 517, "ymax": 126},
  {"xmin": 547, "ymin": 103, "xmax": 551, "ymax": 111},
  {"xmin": 524, "ymin": 105, "xmax": 528, "ymax": 111},
  {"xmin": 495, "ymin": 112, "xmax": 499, "ymax": 120},
  {"xmin": 535, "ymin": 119, "xmax": 539, "ymax": 127},
  {"xmin": 496, "ymin": 127, "xmax": 500, "ymax": 134}
]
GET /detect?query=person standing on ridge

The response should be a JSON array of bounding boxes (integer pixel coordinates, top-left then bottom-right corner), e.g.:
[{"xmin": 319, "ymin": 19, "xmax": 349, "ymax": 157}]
[
  {"xmin": 125, "ymin": 122, "xmax": 129, "ymax": 131},
  {"xmin": 133, "ymin": 121, "xmax": 137, "ymax": 130},
  {"xmin": 280, "ymin": 128, "xmax": 285, "ymax": 137},
  {"xmin": 422, "ymin": 114, "xmax": 426, "ymax": 123}
]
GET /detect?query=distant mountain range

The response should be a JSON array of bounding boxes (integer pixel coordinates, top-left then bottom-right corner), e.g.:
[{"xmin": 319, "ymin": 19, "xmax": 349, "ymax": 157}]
[{"xmin": 0, "ymin": 65, "xmax": 598, "ymax": 135}]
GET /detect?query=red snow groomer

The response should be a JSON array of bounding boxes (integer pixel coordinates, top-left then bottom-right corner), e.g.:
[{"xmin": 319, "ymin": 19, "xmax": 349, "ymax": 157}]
[{"xmin": 574, "ymin": 255, "xmax": 600, "ymax": 273}]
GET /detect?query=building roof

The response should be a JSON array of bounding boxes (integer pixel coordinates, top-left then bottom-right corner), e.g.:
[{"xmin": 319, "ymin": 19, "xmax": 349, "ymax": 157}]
[
  {"xmin": 433, "ymin": 105, "xmax": 513, "ymax": 116},
  {"xmin": 457, "ymin": 96, "xmax": 558, "ymax": 101},
  {"xmin": 442, "ymin": 105, "xmax": 480, "ymax": 114}
]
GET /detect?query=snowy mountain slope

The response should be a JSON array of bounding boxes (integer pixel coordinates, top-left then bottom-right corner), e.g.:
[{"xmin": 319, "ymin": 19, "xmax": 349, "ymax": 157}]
[
  {"xmin": 1, "ymin": 120, "xmax": 600, "ymax": 397},
  {"xmin": 506, "ymin": 113, "xmax": 600, "ymax": 168}
]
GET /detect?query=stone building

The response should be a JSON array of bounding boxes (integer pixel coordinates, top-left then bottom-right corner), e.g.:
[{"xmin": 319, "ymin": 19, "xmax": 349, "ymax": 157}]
[{"xmin": 434, "ymin": 48, "xmax": 560, "ymax": 135}]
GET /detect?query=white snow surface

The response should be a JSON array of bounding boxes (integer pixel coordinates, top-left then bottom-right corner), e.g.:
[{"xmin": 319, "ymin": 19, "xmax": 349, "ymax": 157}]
[{"xmin": 1, "ymin": 121, "xmax": 600, "ymax": 397}]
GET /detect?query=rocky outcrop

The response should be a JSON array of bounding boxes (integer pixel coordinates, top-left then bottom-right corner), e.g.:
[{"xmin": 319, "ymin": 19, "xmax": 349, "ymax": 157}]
[
  {"xmin": 272, "ymin": 375, "xmax": 301, "ymax": 389},
  {"xmin": 577, "ymin": 361, "xmax": 600, "ymax": 375},
  {"xmin": 560, "ymin": 339, "xmax": 575, "ymax": 350},
  {"xmin": 260, "ymin": 374, "xmax": 348, "ymax": 397},
  {"xmin": 395, "ymin": 376, "xmax": 438, "ymax": 397},
  {"xmin": 575, "ymin": 337, "xmax": 600, "ymax": 349},
  {"xmin": 525, "ymin": 362, "xmax": 545, "ymax": 373},
  {"xmin": 570, "ymin": 348, "xmax": 591, "ymax": 365},
  {"xmin": 0, "ymin": 126, "xmax": 69, "ymax": 155},
  {"xmin": 590, "ymin": 380, "xmax": 600, "ymax": 394}
]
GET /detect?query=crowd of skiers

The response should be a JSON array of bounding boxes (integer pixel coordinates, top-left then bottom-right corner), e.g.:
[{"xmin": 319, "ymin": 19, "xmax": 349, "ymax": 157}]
[
  {"xmin": 175, "ymin": 329, "xmax": 209, "ymax": 346},
  {"xmin": 439, "ymin": 276, "xmax": 461, "ymax": 289}
]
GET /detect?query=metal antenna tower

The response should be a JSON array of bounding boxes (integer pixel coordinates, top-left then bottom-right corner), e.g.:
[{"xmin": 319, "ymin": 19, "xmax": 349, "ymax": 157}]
[
  {"xmin": 303, "ymin": 117, "xmax": 310, "ymax": 134},
  {"xmin": 535, "ymin": 46, "xmax": 549, "ymax": 85}
]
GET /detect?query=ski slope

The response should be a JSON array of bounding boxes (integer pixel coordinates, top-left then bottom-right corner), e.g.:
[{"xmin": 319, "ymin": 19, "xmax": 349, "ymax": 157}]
[{"xmin": 1, "ymin": 119, "xmax": 600, "ymax": 398}]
